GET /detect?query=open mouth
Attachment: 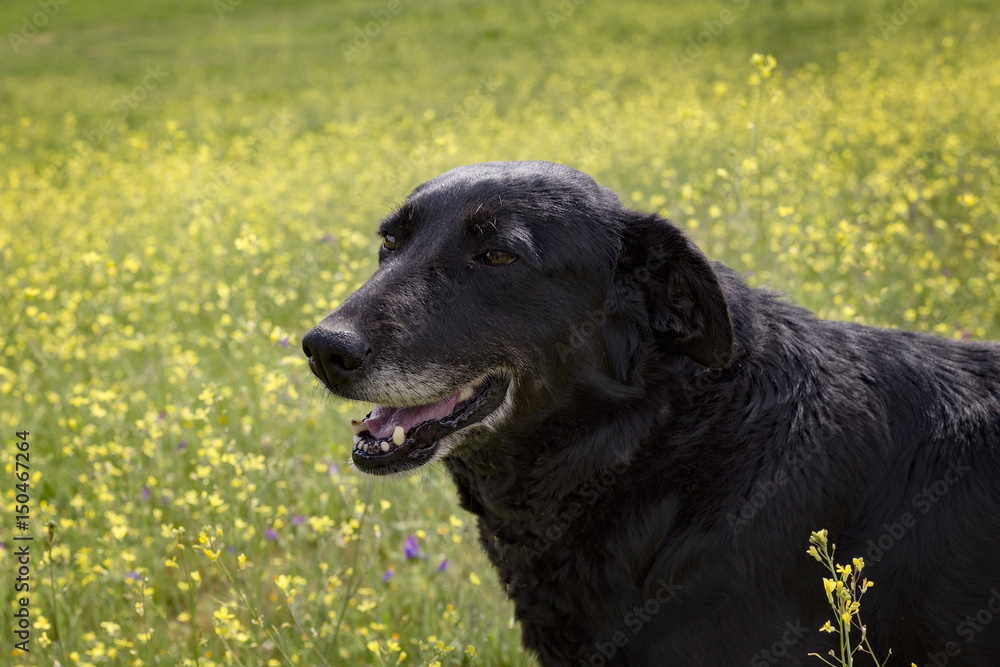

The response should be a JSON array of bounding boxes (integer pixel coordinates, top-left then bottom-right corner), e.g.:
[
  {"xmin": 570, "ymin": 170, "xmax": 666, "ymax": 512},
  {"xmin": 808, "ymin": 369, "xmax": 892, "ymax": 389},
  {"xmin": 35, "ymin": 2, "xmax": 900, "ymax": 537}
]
[{"xmin": 350, "ymin": 374, "xmax": 510, "ymax": 475}]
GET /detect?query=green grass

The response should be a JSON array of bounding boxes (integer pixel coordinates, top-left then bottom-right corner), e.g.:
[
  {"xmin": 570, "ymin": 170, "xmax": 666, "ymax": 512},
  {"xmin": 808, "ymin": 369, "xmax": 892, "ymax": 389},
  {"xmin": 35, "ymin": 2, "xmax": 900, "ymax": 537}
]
[{"xmin": 1, "ymin": 0, "xmax": 999, "ymax": 665}]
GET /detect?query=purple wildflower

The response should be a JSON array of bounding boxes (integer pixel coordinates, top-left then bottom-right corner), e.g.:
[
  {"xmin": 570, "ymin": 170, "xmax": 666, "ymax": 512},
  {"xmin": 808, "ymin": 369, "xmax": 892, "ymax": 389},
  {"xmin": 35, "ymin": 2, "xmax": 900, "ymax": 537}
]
[
  {"xmin": 140, "ymin": 486, "xmax": 151, "ymax": 501},
  {"xmin": 382, "ymin": 568, "xmax": 394, "ymax": 583},
  {"xmin": 437, "ymin": 558, "xmax": 449, "ymax": 573},
  {"xmin": 290, "ymin": 514, "xmax": 305, "ymax": 526},
  {"xmin": 403, "ymin": 535, "xmax": 420, "ymax": 559},
  {"xmin": 265, "ymin": 526, "xmax": 278, "ymax": 540}
]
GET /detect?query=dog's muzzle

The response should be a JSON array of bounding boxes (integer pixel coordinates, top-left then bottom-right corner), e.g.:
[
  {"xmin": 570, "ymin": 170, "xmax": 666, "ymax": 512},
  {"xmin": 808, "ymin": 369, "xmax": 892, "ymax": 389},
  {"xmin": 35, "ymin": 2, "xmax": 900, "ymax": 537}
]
[{"xmin": 302, "ymin": 323, "xmax": 372, "ymax": 391}]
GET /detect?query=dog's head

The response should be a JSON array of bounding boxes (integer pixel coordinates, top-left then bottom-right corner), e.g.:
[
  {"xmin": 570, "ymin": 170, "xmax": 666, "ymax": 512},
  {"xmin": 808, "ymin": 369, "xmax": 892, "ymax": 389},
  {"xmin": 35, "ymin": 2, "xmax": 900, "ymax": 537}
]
[{"xmin": 303, "ymin": 161, "xmax": 733, "ymax": 475}]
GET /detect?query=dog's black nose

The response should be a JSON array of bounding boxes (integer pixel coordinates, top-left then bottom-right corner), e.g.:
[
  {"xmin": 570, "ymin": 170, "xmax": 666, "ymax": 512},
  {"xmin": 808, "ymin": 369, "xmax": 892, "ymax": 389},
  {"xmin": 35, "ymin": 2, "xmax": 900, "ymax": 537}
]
[{"xmin": 302, "ymin": 325, "xmax": 372, "ymax": 389}]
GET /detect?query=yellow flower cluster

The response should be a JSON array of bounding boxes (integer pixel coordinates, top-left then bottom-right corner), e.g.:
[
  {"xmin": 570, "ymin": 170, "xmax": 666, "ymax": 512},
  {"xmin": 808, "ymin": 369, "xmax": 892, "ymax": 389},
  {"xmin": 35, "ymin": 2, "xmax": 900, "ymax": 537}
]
[{"xmin": 808, "ymin": 531, "xmax": 883, "ymax": 665}]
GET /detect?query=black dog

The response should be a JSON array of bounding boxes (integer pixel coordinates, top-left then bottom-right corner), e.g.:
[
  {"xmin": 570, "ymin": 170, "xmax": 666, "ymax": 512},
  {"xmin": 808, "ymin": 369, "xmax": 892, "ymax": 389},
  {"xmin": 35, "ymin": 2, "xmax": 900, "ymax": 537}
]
[{"xmin": 302, "ymin": 161, "xmax": 1000, "ymax": 666}]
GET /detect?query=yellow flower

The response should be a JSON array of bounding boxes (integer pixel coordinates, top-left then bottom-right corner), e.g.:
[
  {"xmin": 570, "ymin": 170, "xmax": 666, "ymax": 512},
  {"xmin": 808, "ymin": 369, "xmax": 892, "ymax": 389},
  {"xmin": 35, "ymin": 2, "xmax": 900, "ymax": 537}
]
[
  {"xmin": 751, "ymin": 53, "xmax": 778, "ymax": 78},
  {"xmin": 958, "ymin": 192, "xmax": 979, "ymax": 207}
]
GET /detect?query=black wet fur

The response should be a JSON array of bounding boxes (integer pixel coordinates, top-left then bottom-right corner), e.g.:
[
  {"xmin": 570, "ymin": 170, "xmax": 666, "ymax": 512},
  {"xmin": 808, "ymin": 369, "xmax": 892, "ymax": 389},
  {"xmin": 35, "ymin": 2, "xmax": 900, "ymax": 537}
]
[{"xmin": 302, "ymin": 161, "xmax": 1000, "ymax": 666}]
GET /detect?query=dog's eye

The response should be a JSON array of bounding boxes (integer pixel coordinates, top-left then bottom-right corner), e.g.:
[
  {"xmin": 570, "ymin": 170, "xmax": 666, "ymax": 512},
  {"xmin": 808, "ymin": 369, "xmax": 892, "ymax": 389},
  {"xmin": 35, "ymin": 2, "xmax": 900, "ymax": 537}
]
[
  {"xmin": 382, "ymin": 235, "xmax": 397, "ymax": 251},
  {"xmin": 478, "ymin": 250, "xmax": 517, "ymax": 267}
]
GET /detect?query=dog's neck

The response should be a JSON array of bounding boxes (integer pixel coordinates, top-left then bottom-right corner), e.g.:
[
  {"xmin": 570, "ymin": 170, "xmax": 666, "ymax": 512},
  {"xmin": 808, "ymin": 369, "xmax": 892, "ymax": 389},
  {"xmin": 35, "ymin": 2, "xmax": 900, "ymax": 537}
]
[
  {"xmin": 443, "ymin": 360, "xmax": 700, "ymax": 523},
  {"xmin": 441, "ymin": 327, "xmax": 770, "ymax": 559}
]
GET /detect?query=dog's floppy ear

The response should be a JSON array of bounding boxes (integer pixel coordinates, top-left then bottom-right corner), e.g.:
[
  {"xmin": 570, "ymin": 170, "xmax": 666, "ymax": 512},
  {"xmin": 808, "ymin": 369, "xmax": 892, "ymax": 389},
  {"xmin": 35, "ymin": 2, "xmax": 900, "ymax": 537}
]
[{"xmin": 617, "ymin": 214, "xmax": 734, "ymax": 368}]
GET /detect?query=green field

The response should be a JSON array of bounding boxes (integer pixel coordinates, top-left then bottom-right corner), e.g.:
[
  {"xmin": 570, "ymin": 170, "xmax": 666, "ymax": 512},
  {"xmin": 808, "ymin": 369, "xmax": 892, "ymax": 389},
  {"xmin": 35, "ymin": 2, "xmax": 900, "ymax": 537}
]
[{"xmin": 1, "ymin": 0, "xmax": 999, "ymax": 665}]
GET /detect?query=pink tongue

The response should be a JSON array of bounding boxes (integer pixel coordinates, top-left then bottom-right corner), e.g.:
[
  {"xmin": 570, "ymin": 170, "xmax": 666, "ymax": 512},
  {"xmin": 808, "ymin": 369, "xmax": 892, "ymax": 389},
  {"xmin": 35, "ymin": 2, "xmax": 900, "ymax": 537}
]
[{"xmin": 363, "ymin": 388, "xmax": 463, "ymax": 439}]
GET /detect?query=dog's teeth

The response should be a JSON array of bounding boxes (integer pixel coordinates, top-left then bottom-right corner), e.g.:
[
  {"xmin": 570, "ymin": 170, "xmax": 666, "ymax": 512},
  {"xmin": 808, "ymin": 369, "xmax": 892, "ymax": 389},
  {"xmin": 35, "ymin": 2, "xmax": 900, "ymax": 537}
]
[
  {"xmin": 392, "ymin": 426, "xmax": 405, "ymax": 445},
  {"xmin": 353, "ymin": 435, "xmax": 361, "ymax": 446},
  {"xmin": 459, "ymin": 385, "xmax": 475, "ymax": 402},
  {"xmin": 350, "ymin": 419, "xmax": 365, "ymax": 435},
  {"xmin": 380, "ymin": 440, "xmax": 390, "ymax": 452}
]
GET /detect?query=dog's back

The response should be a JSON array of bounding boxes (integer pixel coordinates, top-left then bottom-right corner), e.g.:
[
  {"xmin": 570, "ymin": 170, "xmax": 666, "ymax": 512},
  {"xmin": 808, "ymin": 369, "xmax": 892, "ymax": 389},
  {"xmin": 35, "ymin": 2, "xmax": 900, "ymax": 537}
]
[{"xmin": 666, "ymin": 269, "xmax": 1000, "ymax": 664}]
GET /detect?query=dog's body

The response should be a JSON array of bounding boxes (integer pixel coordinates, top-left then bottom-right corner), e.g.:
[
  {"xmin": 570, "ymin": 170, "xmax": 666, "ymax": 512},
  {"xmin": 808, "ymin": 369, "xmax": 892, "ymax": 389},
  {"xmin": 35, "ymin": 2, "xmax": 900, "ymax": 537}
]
[{"xmin": 303, "ymin": 162, "xmax": 1000, "ymax": 665}]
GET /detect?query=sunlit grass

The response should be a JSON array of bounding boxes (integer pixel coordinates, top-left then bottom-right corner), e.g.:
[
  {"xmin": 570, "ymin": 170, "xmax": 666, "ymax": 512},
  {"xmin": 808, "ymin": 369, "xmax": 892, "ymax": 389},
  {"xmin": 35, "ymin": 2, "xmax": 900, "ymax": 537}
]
[{"xmin": 1, "ymin": 1, "xmax": 999, "ymax": 665}]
